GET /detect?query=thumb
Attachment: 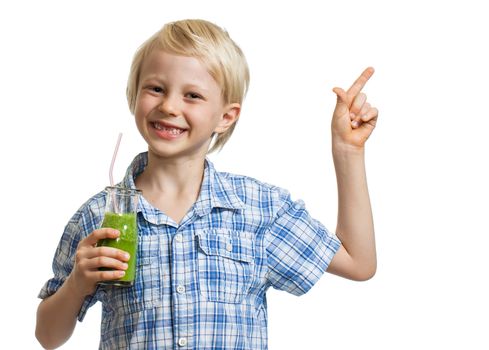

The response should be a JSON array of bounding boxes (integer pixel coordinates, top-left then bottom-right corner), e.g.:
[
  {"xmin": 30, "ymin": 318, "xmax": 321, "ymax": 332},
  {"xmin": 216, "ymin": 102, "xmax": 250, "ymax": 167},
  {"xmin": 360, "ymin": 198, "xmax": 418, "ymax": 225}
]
[
  {"xmin": 332, "ymin": 87, "xmax": 349, "ymax": 106},
  {"xmin": 81, "ymin": 228, "xmax": 120, "ymax": 247}
]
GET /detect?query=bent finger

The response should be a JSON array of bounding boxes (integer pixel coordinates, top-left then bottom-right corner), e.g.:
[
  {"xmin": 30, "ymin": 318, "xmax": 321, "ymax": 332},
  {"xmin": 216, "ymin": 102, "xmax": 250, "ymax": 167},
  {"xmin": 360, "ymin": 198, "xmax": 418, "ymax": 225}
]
[
  {"xmin": 359, "ymin": 102, "xmax": 371, "ymax": 117},
  {"xmin": 361, "ymin": 107, "xmax": 379, "ymax": 123},
  {"xmin": 350, "ymin": 93, "xmax": 367, "ymax": 116},
  {"xmin": 83, "ymin": 246, "xmax": 130, "ymax": 261},
  {"xmin": 96, "ymin": 270, "xmax": 126, "ymax": 282},
  {"xmin": 85, "ymin": 255, "xmax": 129, "ymax": 271},
  {"xmin": 351, "ymin": 117, "xmax": 363, "ymax": 129}
]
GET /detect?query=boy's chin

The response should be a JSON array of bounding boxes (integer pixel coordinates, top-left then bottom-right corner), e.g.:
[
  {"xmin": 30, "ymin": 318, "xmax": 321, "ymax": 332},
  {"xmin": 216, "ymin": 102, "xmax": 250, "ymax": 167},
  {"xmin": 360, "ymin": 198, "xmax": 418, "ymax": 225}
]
[{"xmin": 146, "ymin": 145, "xmax": 210, "ymax": 161}]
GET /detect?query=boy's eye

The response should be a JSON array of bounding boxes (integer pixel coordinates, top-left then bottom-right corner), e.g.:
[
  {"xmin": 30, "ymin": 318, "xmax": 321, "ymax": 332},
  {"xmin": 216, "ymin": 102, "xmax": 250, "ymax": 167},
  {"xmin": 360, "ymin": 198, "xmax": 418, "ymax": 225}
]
[
  {"xmin": 186, "ymin": 92, "xmax": 202, "ymax": 99},
  {"xmin": 151, "ymin": 86, "xmax": 163, "ymax": 93}
]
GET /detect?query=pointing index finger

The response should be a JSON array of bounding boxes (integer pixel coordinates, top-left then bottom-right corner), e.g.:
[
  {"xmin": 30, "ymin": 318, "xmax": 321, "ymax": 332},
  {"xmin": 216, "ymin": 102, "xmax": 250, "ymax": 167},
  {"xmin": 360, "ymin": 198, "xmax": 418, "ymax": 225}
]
[{"xmin": 347, "ymin": 67, "xmax": 375, "ymax": 97}]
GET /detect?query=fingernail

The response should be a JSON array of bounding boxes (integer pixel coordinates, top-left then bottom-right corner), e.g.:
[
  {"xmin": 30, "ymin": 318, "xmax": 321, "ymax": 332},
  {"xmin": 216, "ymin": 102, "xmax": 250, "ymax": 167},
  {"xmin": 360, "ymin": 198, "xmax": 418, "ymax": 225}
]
[
  {"xmin": 117, "ymin": 271, "xmax": 125, "ymax": 277},
  {"xmin": 122, "ymin": 263, "xmax": 128, "ymax": 270},
  {"xmin": 362, "ymin": 114, "xmax": 368, "ymax": 121},
  {"xmin": 352, "ymin": 120, "xmax": 359, "ymax": 128},
  {"xmin": 124, "ymin": 253, "xmax": 130, "ymax": 260}
]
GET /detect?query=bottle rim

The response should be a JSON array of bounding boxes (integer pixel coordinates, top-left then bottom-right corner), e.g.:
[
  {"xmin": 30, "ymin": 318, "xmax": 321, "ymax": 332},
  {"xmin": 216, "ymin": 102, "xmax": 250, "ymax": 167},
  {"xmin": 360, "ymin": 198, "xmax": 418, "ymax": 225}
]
[{"xmin": 105, "ymin": 186, "xmax": 142, "ymax": 195}]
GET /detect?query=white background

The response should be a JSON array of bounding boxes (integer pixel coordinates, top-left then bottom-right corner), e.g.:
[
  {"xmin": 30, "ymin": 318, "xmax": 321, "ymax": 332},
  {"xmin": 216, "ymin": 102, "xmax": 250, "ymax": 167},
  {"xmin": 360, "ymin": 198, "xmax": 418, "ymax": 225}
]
[{"xmin": 1, "ymin": 0, "xmax": 488, "ymax": 348}]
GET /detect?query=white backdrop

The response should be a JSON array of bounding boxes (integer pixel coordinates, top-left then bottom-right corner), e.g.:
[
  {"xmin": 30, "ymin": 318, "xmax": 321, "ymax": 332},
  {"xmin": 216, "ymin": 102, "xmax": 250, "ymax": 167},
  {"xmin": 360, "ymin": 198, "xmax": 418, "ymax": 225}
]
[{"xmin": 1, "ymin": 0, "xmax": 488, "ymax": 348}]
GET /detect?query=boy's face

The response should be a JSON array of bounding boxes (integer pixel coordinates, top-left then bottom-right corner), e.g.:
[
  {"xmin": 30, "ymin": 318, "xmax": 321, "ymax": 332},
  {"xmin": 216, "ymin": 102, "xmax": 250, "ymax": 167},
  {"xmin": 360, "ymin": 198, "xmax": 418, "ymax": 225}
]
[{"xmin": 134, "ymin": 49, "xmax": 239, "ymax": 161}]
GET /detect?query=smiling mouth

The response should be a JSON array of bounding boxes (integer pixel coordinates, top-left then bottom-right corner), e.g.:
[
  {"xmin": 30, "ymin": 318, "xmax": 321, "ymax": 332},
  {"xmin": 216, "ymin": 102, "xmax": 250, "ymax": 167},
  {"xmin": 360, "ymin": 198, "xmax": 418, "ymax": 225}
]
[{"xmin": 151, "ymin": 121, "xmax": 186, "ymax": 135}]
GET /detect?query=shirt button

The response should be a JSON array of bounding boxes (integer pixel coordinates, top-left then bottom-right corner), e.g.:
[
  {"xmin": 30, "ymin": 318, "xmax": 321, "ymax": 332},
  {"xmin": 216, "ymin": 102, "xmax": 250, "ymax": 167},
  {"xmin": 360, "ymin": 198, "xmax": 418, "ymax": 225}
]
[
  {"xmin": 178, "ymin": 337, "xmax": 187, "ymax": 346},
  {"xmin": 226, "ymin": 243, "xmax": 233, "ymax": 252},
  {"xmin": 176, "ymin": 285, "xmax": 186, "ymax": 294},
  {"xmin": 175, "ymin": 234, "xmax": 183, "ymax": 242}
]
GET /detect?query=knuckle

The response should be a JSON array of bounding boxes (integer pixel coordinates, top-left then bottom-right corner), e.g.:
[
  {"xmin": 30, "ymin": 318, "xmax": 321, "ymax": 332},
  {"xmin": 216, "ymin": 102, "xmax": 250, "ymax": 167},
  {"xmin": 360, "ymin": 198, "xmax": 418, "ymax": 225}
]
[
  {"xmin": 77, "ymin": 259, "xmax": 86, "ymax": 270},
  {"xmin": 100, "ymin": 246, "xmax": 115, "ymax": 257},
  {"xmin": 102, "ymin": 246, "xmax": 119, "ymax": 258},
  {"xmin": 82, "ymin": 269, "xmax": 91, "ymax": 280},
  {"xmin": 96, "ymin": 256, "xmax": 105, "ymax": 266},
  {"xmin": 100, "ymin": 271, "xmax": 117, "ymax": 280},
  {"xmin": 99, "ymin": 271, "xmax": 109, "ymax": 280},
  {"xmin": 97, "ymin": 246, "xmax": 108, "ymax": 256},
  {"xmin": 75, "ymin": 250, "xmax": 84, "ymax": 263}
]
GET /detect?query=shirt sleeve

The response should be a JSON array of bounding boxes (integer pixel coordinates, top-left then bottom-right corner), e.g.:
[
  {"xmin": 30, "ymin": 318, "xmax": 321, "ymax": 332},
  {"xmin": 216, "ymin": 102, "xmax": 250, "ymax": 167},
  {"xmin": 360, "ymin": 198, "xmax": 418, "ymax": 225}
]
[
  {"xmin": 265, "ymin": 189, "xmax": 341, "ymax": 296},
  {"xmin": 38, "ymin": 195, "xmax": 105, "ymax": 322}
]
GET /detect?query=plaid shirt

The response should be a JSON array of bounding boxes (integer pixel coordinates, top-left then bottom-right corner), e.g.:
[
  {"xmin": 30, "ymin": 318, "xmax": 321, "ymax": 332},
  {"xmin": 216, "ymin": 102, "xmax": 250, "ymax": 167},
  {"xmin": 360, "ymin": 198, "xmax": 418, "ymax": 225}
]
[{"xmin": 39, "ymin": 152, "xmax": 341, "ymax": 349}]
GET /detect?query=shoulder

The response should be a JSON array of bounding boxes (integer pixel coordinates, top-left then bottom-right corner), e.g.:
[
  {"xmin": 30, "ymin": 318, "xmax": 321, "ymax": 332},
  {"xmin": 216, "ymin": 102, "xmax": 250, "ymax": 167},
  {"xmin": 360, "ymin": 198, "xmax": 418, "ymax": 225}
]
[
  {"xmin": 217, "ymin": 170, "xmax": 293, "ymax": 212},
  {"xmin": 53, "ymin": 189, "xmax": 107, "ymax": 257},
  {"xmin": 221, "ymin": 169, "xmax": 288, "ymax": 193},
  {"xmin": 65, "ymin": 189, "xmax": 107, "ymax": 236}
]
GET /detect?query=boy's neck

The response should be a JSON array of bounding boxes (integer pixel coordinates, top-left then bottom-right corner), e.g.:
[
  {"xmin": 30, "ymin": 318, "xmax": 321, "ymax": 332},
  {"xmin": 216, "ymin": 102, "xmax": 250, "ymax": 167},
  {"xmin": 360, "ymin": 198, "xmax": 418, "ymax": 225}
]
[
  {"xmin": 134, "ymin": 151, "xmax": 207, "ymax": 224},
  {"xmin": 136, "ymin": 151, "xmax": 206, "ymax": 197}
]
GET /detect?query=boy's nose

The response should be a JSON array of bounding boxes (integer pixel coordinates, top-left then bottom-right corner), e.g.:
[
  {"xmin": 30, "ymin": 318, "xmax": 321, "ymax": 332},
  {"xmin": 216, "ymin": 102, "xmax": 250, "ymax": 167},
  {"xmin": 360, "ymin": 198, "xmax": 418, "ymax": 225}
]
[{"xmin": 157, "ymin": 95, "xmax": 179, "ymax": 117}]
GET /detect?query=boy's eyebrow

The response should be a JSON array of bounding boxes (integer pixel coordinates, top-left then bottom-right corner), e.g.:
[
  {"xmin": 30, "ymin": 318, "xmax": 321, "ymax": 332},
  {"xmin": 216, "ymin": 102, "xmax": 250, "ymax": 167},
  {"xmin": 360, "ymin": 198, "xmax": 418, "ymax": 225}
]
[
  {"xmin": 141, "ymin": 75, "xmax": 210, "ymax": 92},
  {"xmin": 140, "ymin": 75, "xmax": 164, "ymax": 84},
  {"xmin": 184, "ymin": 84, "xmax": 210, "ymax": 93}
]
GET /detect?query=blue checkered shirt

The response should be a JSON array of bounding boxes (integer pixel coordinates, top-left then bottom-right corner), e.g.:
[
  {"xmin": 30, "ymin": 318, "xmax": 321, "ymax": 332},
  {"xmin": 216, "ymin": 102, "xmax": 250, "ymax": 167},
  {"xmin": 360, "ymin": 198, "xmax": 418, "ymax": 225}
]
[{"xmin": 39, "ymin": 152, "xmax": 341, "ymax": 349}]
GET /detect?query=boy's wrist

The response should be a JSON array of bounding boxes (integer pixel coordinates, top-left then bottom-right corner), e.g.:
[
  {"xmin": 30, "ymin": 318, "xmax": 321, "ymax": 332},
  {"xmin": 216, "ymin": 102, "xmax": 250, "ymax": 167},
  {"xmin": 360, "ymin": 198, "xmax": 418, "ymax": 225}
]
[
  {"xmin": 64, "ymin": 273, "xmax": 90, "ymax": 300},
  {"xmin": 332, "ymin": 142, "xmax": 365, "ymax": 159}
]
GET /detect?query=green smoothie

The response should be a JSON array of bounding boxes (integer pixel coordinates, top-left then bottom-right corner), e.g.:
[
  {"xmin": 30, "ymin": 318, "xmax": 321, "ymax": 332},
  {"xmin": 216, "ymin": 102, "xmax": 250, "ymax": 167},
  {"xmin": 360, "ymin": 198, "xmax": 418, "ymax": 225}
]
[{"xmin": 98, "ymin": 212, "xmax": 138, "ymax": 286}]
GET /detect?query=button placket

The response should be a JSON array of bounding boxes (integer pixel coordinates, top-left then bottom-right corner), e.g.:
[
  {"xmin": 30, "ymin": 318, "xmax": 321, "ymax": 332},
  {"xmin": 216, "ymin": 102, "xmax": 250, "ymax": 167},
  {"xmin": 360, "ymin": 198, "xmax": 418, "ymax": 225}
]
[{"xmin": 172, "ymin": 231, "xmax": 192, "ymax": 348}]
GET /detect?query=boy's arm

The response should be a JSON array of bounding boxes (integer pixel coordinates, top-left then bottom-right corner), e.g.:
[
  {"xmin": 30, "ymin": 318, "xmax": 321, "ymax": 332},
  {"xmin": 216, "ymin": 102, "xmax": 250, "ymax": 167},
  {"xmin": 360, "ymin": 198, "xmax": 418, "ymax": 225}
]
[
  {"xmin": 326, "ymin": 67, "xmax": 378, "ymax": 281},
  {"xmin": 36, "ymin": 228, "xmax": 128, "ymax": 349},
  {"xmin": 36, "ymin": 275, "xmax": 86, "ymax": 349}
]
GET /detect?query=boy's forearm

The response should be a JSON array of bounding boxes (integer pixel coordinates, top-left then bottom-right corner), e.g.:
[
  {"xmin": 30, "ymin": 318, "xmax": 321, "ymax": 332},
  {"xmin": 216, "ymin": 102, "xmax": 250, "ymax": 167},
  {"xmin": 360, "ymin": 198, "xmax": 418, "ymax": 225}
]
[
  {"xmin": 333, "ymin": 146, "xmax": 376, "ymax": 278},
  {"xmin": 36, "ymin": 275, "xmax": 85, "ymax": 349}
]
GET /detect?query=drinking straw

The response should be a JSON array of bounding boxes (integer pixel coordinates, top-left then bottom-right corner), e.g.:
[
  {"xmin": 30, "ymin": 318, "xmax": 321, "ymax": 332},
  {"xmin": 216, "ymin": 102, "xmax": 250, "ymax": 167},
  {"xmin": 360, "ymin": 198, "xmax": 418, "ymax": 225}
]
[
  {"xmin": 110, "ymin": 132, "xmax": 123, "ymax": 187},
  {"xmin": 109, "ymin": 132, "xmax": 123, "ymax": 213}
]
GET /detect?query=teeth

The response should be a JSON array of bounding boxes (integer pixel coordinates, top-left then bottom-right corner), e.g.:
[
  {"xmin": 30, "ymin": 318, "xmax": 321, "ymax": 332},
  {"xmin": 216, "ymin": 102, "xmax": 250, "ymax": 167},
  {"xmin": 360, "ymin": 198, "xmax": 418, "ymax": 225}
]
[{"xmin": 153, "ymin": 122, "xmax": 184, "ymax": 135}]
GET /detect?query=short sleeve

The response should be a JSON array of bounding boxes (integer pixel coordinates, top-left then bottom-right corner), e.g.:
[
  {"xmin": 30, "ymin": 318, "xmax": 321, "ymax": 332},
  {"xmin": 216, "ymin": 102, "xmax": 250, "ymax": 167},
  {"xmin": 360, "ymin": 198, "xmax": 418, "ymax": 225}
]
[
  {"xmin": 265, "ymin": 190, "xmax": 341, "ymax": 296},
  {"xmin": 38, "ymin": 194, "xmax": 106, "ymax": 321}
]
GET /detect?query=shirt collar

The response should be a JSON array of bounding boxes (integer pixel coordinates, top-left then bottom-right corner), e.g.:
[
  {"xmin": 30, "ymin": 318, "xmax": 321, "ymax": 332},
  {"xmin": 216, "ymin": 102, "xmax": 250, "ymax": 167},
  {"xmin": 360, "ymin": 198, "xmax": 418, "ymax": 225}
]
[
  {"xmin": 121, "ymin": 152, "xmax": 147, "ymax": 190},
  {"xmin": 193, "ymin": 158, "xmax": 245, "ymax": 217},
  {"xmin": 122, "ymin": 152, "xmax": 244, "ymax": 222}
]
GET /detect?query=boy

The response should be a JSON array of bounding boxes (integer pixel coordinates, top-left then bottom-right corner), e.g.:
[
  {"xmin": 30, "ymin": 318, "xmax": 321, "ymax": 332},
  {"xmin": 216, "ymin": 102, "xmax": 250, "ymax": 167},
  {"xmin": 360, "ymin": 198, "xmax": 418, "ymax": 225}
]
[{"xmin": 36, "ymin": 19, "xmax": 378, "ymax": 349}]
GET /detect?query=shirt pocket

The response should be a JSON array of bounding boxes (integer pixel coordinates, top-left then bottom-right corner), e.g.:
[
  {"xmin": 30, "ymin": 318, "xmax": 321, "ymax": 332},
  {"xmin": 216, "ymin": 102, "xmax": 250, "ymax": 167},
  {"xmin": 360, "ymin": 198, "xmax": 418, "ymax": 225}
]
[
  {"xmin": 103, "ymin": 234, "xmax": 162, "ymax": 313},
  {"xmin": 196, "ymin": 229, "xmax": 255, "ymax": 304}
]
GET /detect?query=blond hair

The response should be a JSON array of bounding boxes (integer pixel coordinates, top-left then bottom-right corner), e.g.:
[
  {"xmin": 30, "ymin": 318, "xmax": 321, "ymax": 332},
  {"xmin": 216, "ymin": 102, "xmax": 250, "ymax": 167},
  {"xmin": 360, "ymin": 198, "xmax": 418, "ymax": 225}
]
[{"xmin": 126, "ymin": 19, "xmax": 250, "ymax": 153}]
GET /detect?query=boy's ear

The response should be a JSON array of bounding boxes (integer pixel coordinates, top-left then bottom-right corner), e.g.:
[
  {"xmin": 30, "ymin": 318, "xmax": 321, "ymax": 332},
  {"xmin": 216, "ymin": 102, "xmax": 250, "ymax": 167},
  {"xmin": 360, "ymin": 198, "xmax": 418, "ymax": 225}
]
[{"xmin": 214, "ymin": 103, "xmax": 241, "ymax": 134}]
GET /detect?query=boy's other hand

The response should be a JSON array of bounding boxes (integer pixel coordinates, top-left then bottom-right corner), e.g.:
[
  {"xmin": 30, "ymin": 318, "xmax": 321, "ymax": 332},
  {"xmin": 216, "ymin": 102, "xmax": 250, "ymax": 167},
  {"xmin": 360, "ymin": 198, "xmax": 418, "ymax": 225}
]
[
  {"xmin": 67, "ymin": 228, "xmax": 130, "ymax": 297},
  {"xmin": 331, "ymin": 67, "xmax": 378, "ymax": 152}
]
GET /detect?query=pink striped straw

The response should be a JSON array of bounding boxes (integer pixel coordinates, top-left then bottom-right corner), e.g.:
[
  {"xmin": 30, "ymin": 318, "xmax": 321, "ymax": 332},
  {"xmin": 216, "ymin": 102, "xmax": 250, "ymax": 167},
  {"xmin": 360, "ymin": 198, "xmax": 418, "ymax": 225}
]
[
  {"xmin": 109, "ymin": 133, "xmax": 123, "ymax": 187},
  {"xmin": 109, "ymin": 133, "xmax": 123, "ymax": 214}
]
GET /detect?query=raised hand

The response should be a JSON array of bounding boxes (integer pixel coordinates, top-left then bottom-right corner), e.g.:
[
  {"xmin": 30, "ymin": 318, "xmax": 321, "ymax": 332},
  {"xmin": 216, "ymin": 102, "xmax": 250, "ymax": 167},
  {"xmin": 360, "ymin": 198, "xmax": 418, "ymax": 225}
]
[
  {"xmin": 69, "ymin": 228, "xmax": 130, "ymax": 296},
  {"xmin": 332, "ymin": 67, "xmax": 378, "ymax": 151}
]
